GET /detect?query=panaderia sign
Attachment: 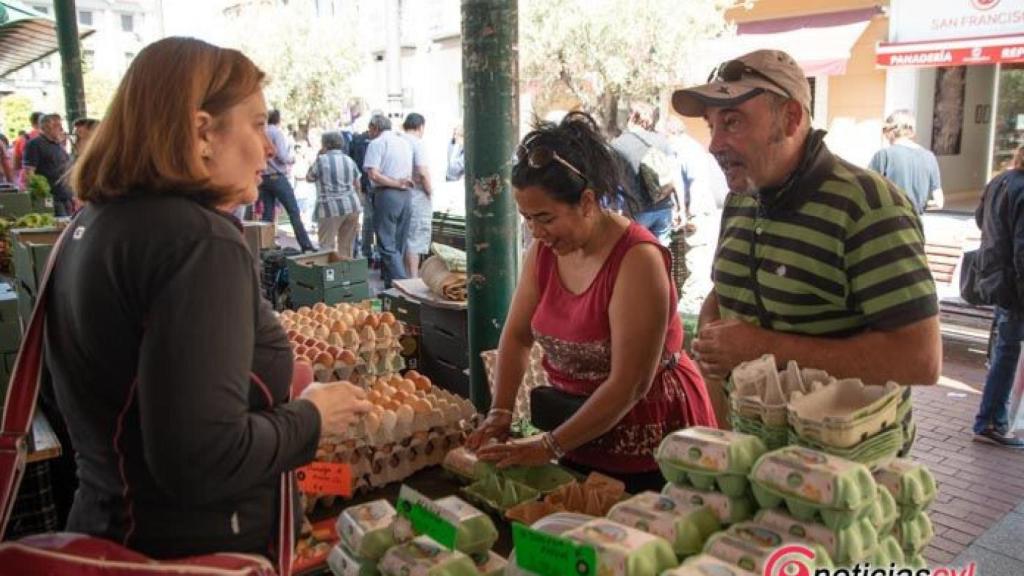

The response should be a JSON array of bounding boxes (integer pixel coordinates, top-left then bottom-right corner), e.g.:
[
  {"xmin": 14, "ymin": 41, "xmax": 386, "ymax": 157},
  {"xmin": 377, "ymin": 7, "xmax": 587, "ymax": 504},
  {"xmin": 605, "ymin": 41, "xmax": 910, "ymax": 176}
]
[{"xmin": 878, "ymin": 0, "xmax": 1024, "ymax": 67}]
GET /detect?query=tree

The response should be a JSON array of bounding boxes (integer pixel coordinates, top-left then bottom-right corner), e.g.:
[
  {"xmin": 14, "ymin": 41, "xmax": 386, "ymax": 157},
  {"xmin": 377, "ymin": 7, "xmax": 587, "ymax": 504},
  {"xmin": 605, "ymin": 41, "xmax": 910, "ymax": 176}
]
[
  {"xmin": 84, "ymin": 69, "xmax": 118, "ymax": 119},
  {"xmin": 1, "ymin": 94, "xmax": 34, "ymax": 140},
  {"xmin": 225, "ymin": 2, "xmax": 363, "ymax": 132},
  {"xmin": 520, "ymin": 0, "xmax": 741, "ymax": 134}
]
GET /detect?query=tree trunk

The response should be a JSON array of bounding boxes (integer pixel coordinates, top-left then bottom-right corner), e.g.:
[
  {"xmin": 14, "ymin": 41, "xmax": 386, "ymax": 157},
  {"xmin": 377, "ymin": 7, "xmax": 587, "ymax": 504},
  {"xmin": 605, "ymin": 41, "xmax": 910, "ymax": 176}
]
[{"xmin": 602, "ymin": 91, "xmax": 621, "ymax": 138}]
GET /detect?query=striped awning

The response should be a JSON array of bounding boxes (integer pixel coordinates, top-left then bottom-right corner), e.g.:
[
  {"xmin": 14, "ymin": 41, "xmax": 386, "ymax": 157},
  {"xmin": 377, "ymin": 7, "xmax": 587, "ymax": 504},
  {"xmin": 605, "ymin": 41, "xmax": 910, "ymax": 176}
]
[{"xmin": 0, "ymin": 0, "xmax": 94, "ymax": 78}]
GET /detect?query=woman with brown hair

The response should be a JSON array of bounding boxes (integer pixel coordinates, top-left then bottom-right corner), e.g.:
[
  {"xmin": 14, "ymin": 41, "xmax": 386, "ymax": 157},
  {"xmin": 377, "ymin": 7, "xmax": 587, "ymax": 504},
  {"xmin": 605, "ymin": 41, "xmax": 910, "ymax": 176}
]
[{"xmin": 48, "ymin": 37, "xmax": 371, "ymax": 559}]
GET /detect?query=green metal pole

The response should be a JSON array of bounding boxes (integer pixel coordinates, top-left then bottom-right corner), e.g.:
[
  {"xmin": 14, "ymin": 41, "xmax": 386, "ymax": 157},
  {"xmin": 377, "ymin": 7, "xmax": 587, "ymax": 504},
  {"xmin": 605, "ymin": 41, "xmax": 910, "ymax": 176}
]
[
  {"xmin": 462, "ymin": 0, "xmax": 519, "ymax": 412},
  {"xmin": 53, "ymin": 0, "xmax": 87, "ymax": 126}
]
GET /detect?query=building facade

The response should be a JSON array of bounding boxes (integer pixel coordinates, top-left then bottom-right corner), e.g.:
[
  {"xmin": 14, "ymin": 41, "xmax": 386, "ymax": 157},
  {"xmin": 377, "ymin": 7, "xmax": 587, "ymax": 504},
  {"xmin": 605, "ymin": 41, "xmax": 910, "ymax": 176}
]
[{"xmin": 0, "ymin": 0, "xmax": 163, "ymax": 119}]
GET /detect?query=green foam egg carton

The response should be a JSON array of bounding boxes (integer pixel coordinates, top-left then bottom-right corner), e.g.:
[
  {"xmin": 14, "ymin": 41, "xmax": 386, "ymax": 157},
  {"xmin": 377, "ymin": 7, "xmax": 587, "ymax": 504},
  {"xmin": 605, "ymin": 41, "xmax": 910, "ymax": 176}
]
[
  {"xmin": 337, "ymin": 499, "xmax": 398, "ymax": 561},
  {"xmin": 867, "ymin": 486, "xmax": 899, "ymax": 536},
  {"xmin": 462, "ymin": 470, "xmax": 541, "ymax": 512},
  {"xmin": 663, "ymin": 554, "xmax": 759, "ymax": 576},
  {"xmin": 749, "ymin": 447, "xmax": 877, "ymax": 529},
  {"xmin": 328, "ymin": 543, "xmax": 381, "ymax": 576},
  {"xmin": 563, "ymin": 518, "xmax": 679, "ymax": 576},
  {"xmin": 497, "ymin": 463, "xmax": 579, "ymax": 494},
  {"xmin": 657, "ymin": 428, "xmax": 766, "ymax": 497},
  {"xmin": 868, "ymin": 536, "xmax": 906, "ymax": 569},
  {"xmin": 662, "ymin": 484, "xmax": 756, "ymax": 526},
  {"xmin": 894, "ymin": 511, "xmax": 934, "ymax": 556},
  {"xmin": 434, "ymin": 496, "xmax": 499, "ymax": 555},
  {"xmin": 702, "ymin": 522, "xmax": 834, "ymax": 574},
  {"xmin": 657, "ymin": 427, "xmax": 767, "ymax": 476},
  {"xmin": 379, "ymin": 536, "xmax": 479, "ymax": 576},
  {"xmin": 608, "ymin": 491, "xmax": 720, "ymax": 558},
  {"xmin": 754, "ymin": 508, "xmax": 879, "ymax": 566},
  {"xmin": 904, "ymin": 553, "xmax": 927, "ymax": 570},
  {"xmin": 873, "ymin": 458, "xmax": 937, "ymax": 518},
  {"xmin": 469, "ymin": 551, "xmax": 508, "ymax": 576}
]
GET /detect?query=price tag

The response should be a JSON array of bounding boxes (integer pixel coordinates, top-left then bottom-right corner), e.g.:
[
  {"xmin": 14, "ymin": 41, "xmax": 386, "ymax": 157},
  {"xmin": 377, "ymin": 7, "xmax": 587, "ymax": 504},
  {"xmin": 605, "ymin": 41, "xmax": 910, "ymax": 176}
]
[
  {"xmin": 396, "ymin": 485, "xmax": 457, "ymax": 549},
  {"xmin": 296, "ymin": 461, "xmax": 352, "ymax": 496},
  {"xmin": 512, "ymin": 522, "xmax": 597, "ymax": 576}
]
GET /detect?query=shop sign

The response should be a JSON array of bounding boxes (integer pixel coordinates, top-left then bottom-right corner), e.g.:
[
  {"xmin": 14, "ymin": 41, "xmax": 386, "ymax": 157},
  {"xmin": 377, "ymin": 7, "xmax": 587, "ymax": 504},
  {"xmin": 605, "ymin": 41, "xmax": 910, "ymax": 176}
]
[
  {"xmin": 890, "ymin": 0, "xmax": 1024, "ymax": 43},
  {"xmin": 877, "ymin": 37, "xmax": 1024, "ymax": 67}
]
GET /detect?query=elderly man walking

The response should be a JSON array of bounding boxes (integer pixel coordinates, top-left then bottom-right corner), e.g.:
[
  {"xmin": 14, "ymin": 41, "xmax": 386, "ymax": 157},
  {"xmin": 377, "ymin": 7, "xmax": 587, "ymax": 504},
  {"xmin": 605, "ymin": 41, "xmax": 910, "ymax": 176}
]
[
  {"xmin": 363, "ymin": 114, "xmax": 414, "ymax": 287},
  {"xmin": 259, "ymin": 109, "xmax": 315, "ymax": 252}
]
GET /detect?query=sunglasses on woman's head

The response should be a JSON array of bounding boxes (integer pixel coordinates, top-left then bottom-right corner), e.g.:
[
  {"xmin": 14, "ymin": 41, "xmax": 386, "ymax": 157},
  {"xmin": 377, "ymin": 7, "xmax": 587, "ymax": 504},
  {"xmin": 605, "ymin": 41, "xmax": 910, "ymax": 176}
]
[
  {"xmin": 707, "ymin": 59, "xmax": 793, "ymax": 100},
  {"xmin": 516, "ymin": 136, "xmax": 589, "ymax": 188}
]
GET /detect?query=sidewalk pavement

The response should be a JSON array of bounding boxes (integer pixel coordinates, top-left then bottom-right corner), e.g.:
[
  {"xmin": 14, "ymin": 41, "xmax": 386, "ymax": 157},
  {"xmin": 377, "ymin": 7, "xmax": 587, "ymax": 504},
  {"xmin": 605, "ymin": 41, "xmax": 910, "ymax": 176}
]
[{"xmin": 913, "ymin": 341, "xmax": 1024, "ymax": 574}]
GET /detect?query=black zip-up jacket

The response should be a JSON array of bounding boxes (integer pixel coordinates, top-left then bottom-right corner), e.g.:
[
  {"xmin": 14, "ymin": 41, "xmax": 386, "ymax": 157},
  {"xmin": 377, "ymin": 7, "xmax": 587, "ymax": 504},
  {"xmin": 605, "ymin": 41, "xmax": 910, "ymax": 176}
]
[
  {"xmin": 975, "ymin": 168, "xmax": 1024, "ymax": 312},
  {"xmin": 44, "ymin": 194, "xmax": 320, "ymax": 558}
]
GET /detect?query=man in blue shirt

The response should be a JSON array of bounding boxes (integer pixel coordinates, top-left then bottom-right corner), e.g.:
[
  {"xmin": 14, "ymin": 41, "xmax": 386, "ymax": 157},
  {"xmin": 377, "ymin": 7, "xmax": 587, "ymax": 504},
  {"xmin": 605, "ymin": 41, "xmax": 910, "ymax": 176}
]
[
  {"xmin": 259, "ymin": 109, "xmax": 314, "ymax": 252},
  {"xmin": 869, "ymin": 110, "xmax": 943, "ymax": 214},
  {"xmin": 363, "ymin": 114, "xmax": 414, "ymax": 287}
]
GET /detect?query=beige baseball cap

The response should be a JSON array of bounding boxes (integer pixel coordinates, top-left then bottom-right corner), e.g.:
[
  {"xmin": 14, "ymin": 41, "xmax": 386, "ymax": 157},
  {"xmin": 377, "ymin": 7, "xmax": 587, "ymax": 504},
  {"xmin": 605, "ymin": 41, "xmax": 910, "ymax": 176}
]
[{"xmin": 672, "ymin": 49, "xmax": 812, "ymax": 117}]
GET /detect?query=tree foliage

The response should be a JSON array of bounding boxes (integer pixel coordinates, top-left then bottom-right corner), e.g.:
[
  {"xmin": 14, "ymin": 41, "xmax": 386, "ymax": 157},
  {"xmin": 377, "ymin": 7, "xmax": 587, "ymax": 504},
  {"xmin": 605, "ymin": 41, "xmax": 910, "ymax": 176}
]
[
  {"xmin": 225, "ymin": 2, "xmax": 363, "ymax": 131},
  {"xmin": 521, "ymin": 0, "xmax": 740, "ymax": 133},
  {"xmin": 1, "ymin": 94, "xmax": 33, "ymax": 140}
]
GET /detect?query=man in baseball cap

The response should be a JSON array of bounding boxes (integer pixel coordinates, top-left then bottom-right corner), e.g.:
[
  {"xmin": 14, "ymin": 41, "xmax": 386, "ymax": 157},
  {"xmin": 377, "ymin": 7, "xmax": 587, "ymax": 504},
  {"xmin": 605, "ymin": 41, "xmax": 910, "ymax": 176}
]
[{"xmin": 688, "ymin": 49, "xmax": 941, "ymax": 402}]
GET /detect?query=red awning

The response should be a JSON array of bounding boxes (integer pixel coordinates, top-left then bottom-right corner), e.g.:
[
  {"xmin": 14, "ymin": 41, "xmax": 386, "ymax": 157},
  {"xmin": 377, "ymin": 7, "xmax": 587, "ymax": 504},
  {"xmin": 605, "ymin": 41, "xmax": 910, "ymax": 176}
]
[{"xmin": 876, "ymin": 33, "xmax": 1024, "ymax": 68}]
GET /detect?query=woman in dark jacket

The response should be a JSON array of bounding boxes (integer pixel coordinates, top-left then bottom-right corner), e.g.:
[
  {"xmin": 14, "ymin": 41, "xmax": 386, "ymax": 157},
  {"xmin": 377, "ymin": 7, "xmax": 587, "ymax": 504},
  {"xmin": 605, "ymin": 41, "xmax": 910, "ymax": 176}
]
[{"xmin": 49, "ymin": 37, "xmax": 371, "ymax": 559}]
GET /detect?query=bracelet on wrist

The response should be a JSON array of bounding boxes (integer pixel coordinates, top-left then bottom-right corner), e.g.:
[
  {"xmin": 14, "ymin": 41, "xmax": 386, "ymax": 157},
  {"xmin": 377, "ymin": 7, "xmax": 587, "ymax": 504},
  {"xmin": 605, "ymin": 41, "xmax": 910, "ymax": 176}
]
[
  {"xmin": 543, "ymin": 431, "xmax": 566, "ymax": 459},
  {"xmin": 488, "ymin": 408, "xmax": 514, "ymax": 418}
]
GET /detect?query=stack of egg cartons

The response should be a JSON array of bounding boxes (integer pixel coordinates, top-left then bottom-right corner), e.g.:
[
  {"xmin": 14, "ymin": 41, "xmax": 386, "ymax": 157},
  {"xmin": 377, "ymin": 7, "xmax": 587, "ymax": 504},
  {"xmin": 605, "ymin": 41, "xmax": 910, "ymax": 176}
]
[
  {"xmin": 788, "ymin": 378, "xmax": 906, "ymax": 470},
  {"xmin": 874, "ymin": 458, "xmax": 936, "ymax": 570},
  {"xmin": 480, "ymin": 342, "xmax": 548, "ymax": 424},
  {"xmin": 329, "ymin": 499, "xmax": 403, "ymax": 576},
  {"xmin": 656, "ymin": 427, "xmax": 766, "ymax": 529},
  {"xmin": 729, "ymin": 355, "xmax": 823, "ymax": 450},
  {"xmin": 747, "ymin": 445, "xmax": 904, "ymax": 568}
]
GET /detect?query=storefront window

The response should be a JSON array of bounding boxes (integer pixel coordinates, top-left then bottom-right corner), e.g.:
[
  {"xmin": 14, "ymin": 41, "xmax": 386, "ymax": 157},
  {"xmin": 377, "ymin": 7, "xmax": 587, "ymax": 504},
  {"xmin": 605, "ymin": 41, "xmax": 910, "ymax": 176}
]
[{"xmin": 993, "ymin": 63, "xmax": 1024, "ymax": 174}]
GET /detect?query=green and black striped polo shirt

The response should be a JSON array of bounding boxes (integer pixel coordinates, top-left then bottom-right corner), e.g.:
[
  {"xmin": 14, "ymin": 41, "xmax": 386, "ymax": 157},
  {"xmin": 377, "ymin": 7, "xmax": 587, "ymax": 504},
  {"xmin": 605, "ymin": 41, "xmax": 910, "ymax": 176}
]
[{"xmin": 712, "ymin": 133, "xmax": 938, "ymax": 337}]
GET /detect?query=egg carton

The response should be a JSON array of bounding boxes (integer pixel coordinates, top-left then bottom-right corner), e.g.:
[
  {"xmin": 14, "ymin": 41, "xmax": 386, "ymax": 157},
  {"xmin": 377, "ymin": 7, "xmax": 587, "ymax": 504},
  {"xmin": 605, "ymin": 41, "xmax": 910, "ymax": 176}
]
[
  {"xmin": 563, "ymin": 518, "xmax": 679, "ymax": 576},
  {"xmin": 662, "ymin": 483, "xmax": 756, "ymax": 526},
  {"xmin": 657, "ymin": 427, "xmax": 767, "ymax": 474},
  {"xmin": 789, "ymin": 424, "xmax": 904, "ymax": 471},
  {"xmin": 702, "ymin": 522, "xmax": 834, "ymax": 574},
  {"xmin": 867, "ymin": 536, "xmax": 906, "ymax": 570},
  {"xmin": 327, "ymin": 543, "xmax": 379, "ymax": 576},
  {"xmin": 336, "ymin": 499, "xmax": 397, "ymax": 561},
  {"xmin": 754, "ymin": 508, "xmax": 879, "ymax": 566},
  {"xmin": 664, "ymin": 555, "xmax": 758, "ymax": 576},
  {"xmin": 894, "ymin": 510, "xmax": 934, "ymax": 556},
  {"xmin": 749, "ymin": 447, "xmax": 878, "ymax": 530},
  {"xmin": 469, "ymin": 551, "xmax": 507, "ymax": 576},
  {"xmin": 608, "ymin": 491, "xmax": 720, "ymax": 558},
  {"xmin": 788, "ymin": 381, "xmax": 904, "ymax": 449},
  {"xmin": 873, "ymin": 458, "xmax": 936, "ymax": 519},
  {"xmin": 378, "ymin": 536, "xmax": 478, "ymax": 576},
  {"xmin": 728, "ymin": 414, "xmax": 789, "ymax": 451}
]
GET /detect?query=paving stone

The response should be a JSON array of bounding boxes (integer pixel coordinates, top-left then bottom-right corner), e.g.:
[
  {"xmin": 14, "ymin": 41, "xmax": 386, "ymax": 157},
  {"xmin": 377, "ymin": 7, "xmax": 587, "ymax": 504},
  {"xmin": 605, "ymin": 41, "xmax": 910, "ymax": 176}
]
[
  {"xmin": 952, "ymin": 544, "xmax": 1024, "ymax": 576},
  {"xmin": 974, "ymin": 512, "xmax": 1024, "ymax": 562}
]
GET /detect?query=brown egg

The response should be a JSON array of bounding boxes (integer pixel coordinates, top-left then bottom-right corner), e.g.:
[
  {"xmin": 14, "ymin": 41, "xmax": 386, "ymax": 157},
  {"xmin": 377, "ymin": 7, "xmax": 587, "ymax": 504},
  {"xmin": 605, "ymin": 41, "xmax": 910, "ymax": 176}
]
[
  {"xmin": 313, "ymin": 302, "xmax": 328, "ymax": 313},
  {"xmin": 297, "ymin": 306, "xmax": 312, "ymax": 317},
  {"xmin": 388, "ymin": 374, "xmax": 405, "ymax": 387},
  {"xmin": 382, "ymin": 400, "xmax": 399, "ymax": 411},
  {"xmin": 303, "ymin": 337, "xmax": 319, "ymax": 348},
  {"xmin": 305, "ymin": 350, "xmax": 320, "ymax": 363},
  {"xmin": 338, "ymin": 350, "xmax": 358, "ymax": 366},
  {"xmin": 286, "ymin": 329, "xmax": 299, "ymax": 340},
  {"xmin": 379, "ymin": 312, "xmax": 397, "ymax": 326},
  {"xmin": 392, "ymin": 390, "xmax": 408, "ymax": 403},
  {"xmin": 313, "ymin": 352, "xmax": 334, "ymax": 368},
  {"xmin": 405, "ymin": 369, "xmax": 422, "ymax": 380},
  {"xmin": 295, "ymin": 355, "xmax": 311, "ymax": 365},
  {"xmin": 294, "ymin": 345, "xmax": 308, "ymax": 357},
  {"xmin": 363, "ymin": 314, "xmax": 380, "ymax": 329},
  {"xmin": 314, "ymin": 341, "xmax": 328, "ymax": 351},
  {"xmin": 331, "ymin": 320, "xmax": 348, "ymax": 334},
  {"xmin": 397, "ymin": 379, "xmax": 417, "ymax": 395},
  {"xmin": 326, "ymin": 345, "xmax": 343, "ymax": 359},
  {"xmin": 314, "ymin": 325, "xmax": 330, "ymax": 340},
  {"xmin": 367, "ymin": 390, "xmax": 382, "ymax": 403},
  {"xmin": 414, "ymin": 375, "xmax": 432, "ymax": 391}
]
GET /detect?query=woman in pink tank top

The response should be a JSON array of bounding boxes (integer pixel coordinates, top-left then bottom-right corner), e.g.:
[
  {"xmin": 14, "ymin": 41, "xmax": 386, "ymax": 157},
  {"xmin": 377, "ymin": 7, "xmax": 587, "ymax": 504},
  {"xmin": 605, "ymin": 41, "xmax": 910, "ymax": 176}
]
[{"xmin": 468, "ymin": 112, "xmax": 716, "ymax": 493}]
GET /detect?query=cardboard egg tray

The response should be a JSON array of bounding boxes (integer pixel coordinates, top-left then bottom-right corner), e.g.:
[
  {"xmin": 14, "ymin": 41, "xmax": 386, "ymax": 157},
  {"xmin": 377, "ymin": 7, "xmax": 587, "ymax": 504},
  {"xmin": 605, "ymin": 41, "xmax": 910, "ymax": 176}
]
[{"xmin": 480, "ymin": 343, "xmax": 548, "ymax": 423}]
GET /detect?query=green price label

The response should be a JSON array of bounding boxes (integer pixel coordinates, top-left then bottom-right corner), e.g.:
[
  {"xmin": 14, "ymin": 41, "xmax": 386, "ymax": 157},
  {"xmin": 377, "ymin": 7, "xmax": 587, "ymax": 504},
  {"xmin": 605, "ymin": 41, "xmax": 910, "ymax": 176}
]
[
  {"xmin": 396, "ymin": 486, "xmax": 457, "ymax": 550},
  {"xmin": 512, "ymin": 522, "xmax": 597, "ymax": 576}
]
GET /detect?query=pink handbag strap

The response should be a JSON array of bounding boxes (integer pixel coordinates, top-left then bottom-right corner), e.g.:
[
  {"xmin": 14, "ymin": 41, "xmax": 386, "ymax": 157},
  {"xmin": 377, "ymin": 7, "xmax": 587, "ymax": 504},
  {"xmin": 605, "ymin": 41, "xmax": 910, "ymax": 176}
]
[{"xmin": 0, "ymin": 220, "xmax": 294, "ymax": 575}]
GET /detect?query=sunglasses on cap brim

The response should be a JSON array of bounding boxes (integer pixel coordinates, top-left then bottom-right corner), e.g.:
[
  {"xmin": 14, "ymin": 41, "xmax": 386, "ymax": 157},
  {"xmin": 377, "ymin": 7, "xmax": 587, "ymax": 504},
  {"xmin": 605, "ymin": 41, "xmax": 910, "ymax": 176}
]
[{"xmin": 707, "ymin": 60, "xmax": 793, "ymax": 100}]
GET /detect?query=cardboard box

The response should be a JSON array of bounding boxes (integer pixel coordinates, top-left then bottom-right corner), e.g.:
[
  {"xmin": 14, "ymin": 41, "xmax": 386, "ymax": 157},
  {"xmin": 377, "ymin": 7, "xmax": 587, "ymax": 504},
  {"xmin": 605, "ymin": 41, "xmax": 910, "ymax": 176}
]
[
  {"xmin": 242, "ymin": 221, "xmax": 276, "ymax": 257},
  {"xmin": 0, "ymin": 285, "xmax": 18, "ymax": 325},
  {"xmin": 0, "ymin": 322, "xmax": 20, "ymax": 353},
  {"xmin": 286, "ymin": 251, "xmax": 368, "ymax": 292},
  {"xmin": 11, "ymin": 227, "xmax": 61, "ymax": 295},
  {"xmin": 0, "ymin": 192, "xmax": 36, "ymax": 219},
  {"xmin": 290, "ymin": 281, "xmax": 371, "ymax": 308}
]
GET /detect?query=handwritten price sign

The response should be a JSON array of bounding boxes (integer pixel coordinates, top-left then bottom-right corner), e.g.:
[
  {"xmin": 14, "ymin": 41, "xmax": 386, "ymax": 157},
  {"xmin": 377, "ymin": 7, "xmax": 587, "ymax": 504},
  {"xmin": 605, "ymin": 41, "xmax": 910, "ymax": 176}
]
[{"xmin": 296, "ymin": 462, "xmax": 353, "ymax": 496}]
